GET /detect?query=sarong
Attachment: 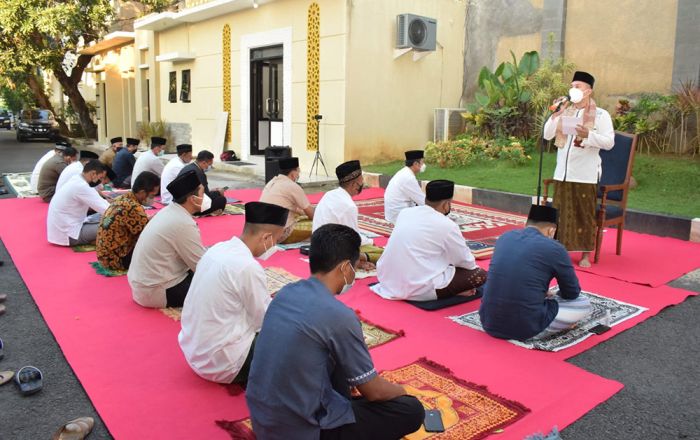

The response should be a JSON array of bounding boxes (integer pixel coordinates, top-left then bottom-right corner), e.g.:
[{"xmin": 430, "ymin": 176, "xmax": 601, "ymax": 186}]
[{"xmin": 552, "ymin": 181, "xmax": 596, "ymax": 252}]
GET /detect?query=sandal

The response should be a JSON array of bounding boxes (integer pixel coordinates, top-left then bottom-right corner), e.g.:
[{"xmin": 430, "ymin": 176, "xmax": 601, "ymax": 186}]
[
  {"xmin": 0, "ymin": 337, "xmax": 4, "ymax": 360},
  {"xmin": 0, "ymin": 370, "xmax": 14, "ymax": 385},
  {"xmin": 0, "ymin": 304, "xmax": 5, "ymax": 316},
  {"xmin": 0, "ymin": 293, "xmax": 6, "ymax": 302},
  {"xmin": 15, "ymin": 365, "xmax": 43, "ymax": 396},
  {"xmin": 52, "ymin": 417, "xmax": 94, "ymax": 440}
]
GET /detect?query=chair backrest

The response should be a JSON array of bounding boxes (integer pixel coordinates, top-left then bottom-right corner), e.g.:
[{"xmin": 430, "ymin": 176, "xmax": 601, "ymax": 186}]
[{"xmin": 597, "ymin": 132, "xmax": 637, "ymax": 202}]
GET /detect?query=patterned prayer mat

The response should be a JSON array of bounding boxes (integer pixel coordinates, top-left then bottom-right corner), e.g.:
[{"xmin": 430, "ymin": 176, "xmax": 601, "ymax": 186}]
[
  {"xmin": 2, "ymin": 172, "xmax": 37, "ymax": 198},
  {"xmin": 357, "ymin": 313, "xmax": 404, "ymax": 349},
  {"xmin": 216, "ymin": 358, "xmax": 528, "ymax": 440},
  {"xmin": 466, "ymin": 239, "xmax": 496, "ymax": 260},
  {"xmin": 71, "ymin": 244, "xmax": 96, "ymax": 253},
  {"xmin": 265, "ymin": 267, "xmax": 301, "ymax": 296},
  {"xmin": 223, "ymin": 204, "xmax": 245, "ymax": 215},
  {"xmin": 449, "ymin": 291, "xmax": 648, "ymax": 352},
  {"xmin": 355, "ymin": 198, "xmax": 525, "ymax": 241},
  {"xmin": 89, "ymin": 261, "xmax": 127, "ymax": 277}
]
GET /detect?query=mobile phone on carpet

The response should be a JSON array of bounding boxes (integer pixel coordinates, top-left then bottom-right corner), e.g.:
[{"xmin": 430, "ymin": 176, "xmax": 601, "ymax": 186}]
[
  {"xmin": 588, "ymin": 324, "xmax": 611, "ymax": 335},
  {"xmin": 299, "ymin": 245, "xmax": 311, "ymax": 255},
  {"xmin": 423, "ymin": 409, "xmax": 445, "ymax": 433}
]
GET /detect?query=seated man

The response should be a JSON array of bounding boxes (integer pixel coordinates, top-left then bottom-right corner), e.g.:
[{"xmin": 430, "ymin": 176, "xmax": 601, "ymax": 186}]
[
  {"xmin": 246, "ymin": 224, "xmax": 424, "ymax": 439},
  {"xmin": 179, "ymin": 150, "xmax": 227, "ymax": 216},
  {"xmin": 128, "ymin": 170, "xmax": 206, "ymax": 308},
  {"xmin": 30, "ymin": 139, "xmax": 69, "ymax": 193},
  {"xmin": 96, "ymin": 171, "xmax": 161, "ymax": 271},
  {"xmin": 56, "ymin": 150, "xmax": 99, "ymax": 191},
  {"xmin": 38, "ymin": 146, "xmax": 77, "ymax": 202},
  {"xmin": 312, "ymin": 160, "xmax": 378, "ymax": 266},
  {"xmin": 131, "ymin": 136, "xmax": 166, "ymax": 183},
  {"xmin": 99, "ymin": 136, "xmax": 123, "ymax": 167},
  {"xmin": 179, "ymin": 201, "xmax": 289, "ymax": 384},
  {"xmin": 47, "ymin": 160, "xmax": 109, "ymax": 246},
  {"xmin": 112, "ymin": 138, "xmax": 140, "ymax": 188},
  {"xmin": 383, "ymin": 150, "xmax": 426, "ymax": 223},
  {"xmin": 260, "ymin": 156, "xmax": 314, "ymax": 243},
  {"xmin": 160, "ymin": 144, "xmax": 193, "ymax": 204},
  {"xmin": 376, "ymin": 180, "xmax": 487, "ymax": 301},
  {"xmin": 479, "ymin": 205, "xmax": 592, "ymax": 341}
]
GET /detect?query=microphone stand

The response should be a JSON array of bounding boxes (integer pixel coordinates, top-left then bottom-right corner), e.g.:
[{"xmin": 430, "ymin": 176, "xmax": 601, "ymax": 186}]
[
  {"xmin": 309, "ymin": 114, "xmax": 328, "ymax": 177},
  {"xmin": 536, "ymin": 108, "xmax": 556, "ymax": 206}
]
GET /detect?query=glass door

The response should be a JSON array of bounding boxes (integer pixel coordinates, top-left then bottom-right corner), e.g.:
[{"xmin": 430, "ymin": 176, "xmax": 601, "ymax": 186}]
[{"xmin": 250, "ymin": 45, "xmax": 283, "ymax": 156}]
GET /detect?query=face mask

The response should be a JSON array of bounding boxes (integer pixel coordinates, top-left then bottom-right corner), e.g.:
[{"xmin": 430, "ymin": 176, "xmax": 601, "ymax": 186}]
[
  {"xmin": 258, "ymin": 235, "xmax": 278, "ymax": 261},
  {"xmin": 568, "ymin": 87, "xmax": 584, "ymax": 104},
  {"xmin": 89, "ymin": 179, "xmax": 102, "ymax": 188},
  {"xmin": 142, "ymin": 196, "xmax": 155, "ymax": 207},
  {"xmin": 356, "ymin": 182, "xmax": 364, "ymax": 195},
  {"xmin": 444, "ymin": 203, "xmax": 451, "ymax": 216},
  {"xmin": 199, "ymin": 193, "xmax": 212, "ymax": 212},
  {"xmin": 419, "ymin": 163, "xmax": 427, "ymax": 173},
  {"xmin": 204, "ymin": 165, "xmax": 212, "ymax": 174},
  {"xmin": 157, "ymin": 149, "xmax": 165, "ymax": 157},
  {"xmin": 340, "ymin": 262, "xmax": 356, "ymax": 294}
]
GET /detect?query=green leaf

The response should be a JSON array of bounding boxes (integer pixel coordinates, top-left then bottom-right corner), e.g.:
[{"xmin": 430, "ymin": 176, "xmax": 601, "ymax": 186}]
[
  {"xmin": 502, "ymin": 63, "xmax": 515, "ymax": 80},
  {"xmin": 494, "ymin": 62, "xmax": 505, "ymax": 78},
  {"xmin": 475, "ymin": 92, "xmax": 490, "ymax": 107},
  {"xmin": 519, "ymin": 90, "xmax": 532, "ymax": 103},
  {"xmin": 519, "ymin": 51, "xmax": 541, "ymax": 76}
]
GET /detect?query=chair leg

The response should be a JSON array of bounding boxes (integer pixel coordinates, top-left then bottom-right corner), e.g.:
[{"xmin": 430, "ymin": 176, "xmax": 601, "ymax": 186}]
[
  {"xmin": 616, "ymin": 222, "xmax": 624, "ymax": 255},
  {"xmin": 594, "ymin": 225, "xmax": 603, "ymax": 263}
]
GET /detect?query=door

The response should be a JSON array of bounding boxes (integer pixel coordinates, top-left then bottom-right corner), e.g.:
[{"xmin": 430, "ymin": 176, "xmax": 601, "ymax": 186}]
[{"xmin": 250, "ymin": 45, "xmax": 283, "ymax": 156}]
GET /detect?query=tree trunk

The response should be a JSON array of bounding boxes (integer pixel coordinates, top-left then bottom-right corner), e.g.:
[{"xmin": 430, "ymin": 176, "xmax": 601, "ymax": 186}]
[
  {"xmin": 25, "ymin": 73, "xmax": 71, "ymax": 135},
  {"xmin": 52, "ymin": 54, "xmax": 97, "ymax": 139}
]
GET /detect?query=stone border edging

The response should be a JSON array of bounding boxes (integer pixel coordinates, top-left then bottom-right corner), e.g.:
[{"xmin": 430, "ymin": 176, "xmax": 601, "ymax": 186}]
[{"xmin": 363, "ymin": 172, "xmax": 700, "ymax": 243}]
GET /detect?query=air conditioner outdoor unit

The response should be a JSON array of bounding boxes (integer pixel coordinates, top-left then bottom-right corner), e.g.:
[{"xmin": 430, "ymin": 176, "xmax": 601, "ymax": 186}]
[
  {"xmin": 434, "ymin": 108, "xmax": 466, "ymax": 142},
  {"xmin": 396, "ymin": 14, "xmax": 437, "ymax": 51}
]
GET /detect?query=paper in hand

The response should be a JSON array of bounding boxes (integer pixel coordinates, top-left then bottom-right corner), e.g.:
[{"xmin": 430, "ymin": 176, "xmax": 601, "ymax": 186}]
[{"xmin": 562, "ymin": 116, "xmax": 582, "ymax": 136}]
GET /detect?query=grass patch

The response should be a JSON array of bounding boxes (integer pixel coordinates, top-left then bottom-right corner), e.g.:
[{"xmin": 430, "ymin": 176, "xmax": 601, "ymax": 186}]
[{"xmin": 365, "ymin": 153, "xmax": 700, "ymax": 219}]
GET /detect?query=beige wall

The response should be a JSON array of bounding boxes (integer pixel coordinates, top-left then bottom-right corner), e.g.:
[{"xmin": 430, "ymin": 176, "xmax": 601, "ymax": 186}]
[
  {"xmin": 564, "ymin": 0, "xmax": 678, "ymax": 108},
  {"xmin": 344, "ymin": 0, "xmax": 467, "ymax": 165},
  {"xmin": 137, "ymin": 0, "xmax": 348, "ymax": 173},
  {"xmin": 494, "ymin": 0, "xmax": 543, "ymax": 65}
]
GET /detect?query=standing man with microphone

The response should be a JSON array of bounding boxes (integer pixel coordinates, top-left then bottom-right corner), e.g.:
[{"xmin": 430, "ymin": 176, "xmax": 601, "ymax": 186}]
[{"xmin": 543, "ymin": 71, "xmax": 614, "ymax": 267}]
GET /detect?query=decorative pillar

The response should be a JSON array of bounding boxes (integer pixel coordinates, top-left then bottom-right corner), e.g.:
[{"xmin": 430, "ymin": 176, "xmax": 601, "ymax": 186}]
[
  {"xmin": 306, "ymin": 2, "xmax": 320, "ymax": 151},
  {"xmin": 223, "ymin": 24, "xmax": 232, "ymax": 145}
]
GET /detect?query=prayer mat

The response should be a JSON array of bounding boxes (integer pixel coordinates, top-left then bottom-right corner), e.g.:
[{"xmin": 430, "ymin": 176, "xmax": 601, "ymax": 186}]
[
  {"xmin": 2, "ymin": 172, "xmax": 37, "ymax": 198},
  {"xmin": 223, "ymin": 204, "xmax": 245, "ymax": 215},
  {"xmin": 369, "ymin": 283, "xmax": 482, "ymax": 311},
  {"xmin": 265, "ymin": 267, "xmax": 301, "ymax": 296},
  {"xmin": 216, "ymin": 358, "xmax": 529, "ymax": 440},
  {"xmin": 71, "ymin": 244, "xmax": 96, "ymax": 253},
  {"xmin": 357, "ymin": 313, "xmax": 404, "ymax": 349},
  {"xmin": 355, "ymin": 198, "xmax": 526, "ymax": 241},
  {"xmin": 449, "ymin": 291, "xmax": 648, "ymax": 352},
  {"xmin": 281, "ymin": 218, "xmax": 312, "ymax": 244},
  {"xmin": 275, "ymin": 240, "xmax": 309, "ymax": 251},
  {"xmin": 160, "ymin": 307, "xmax": 183, "ymax": 321},
  {"xmin": 89, "ymin": 261, "xmax": 127, "ymax": 277},
  {"xmin": 466, "ymin": 239, "xmax": 496, "ymax": 260}
]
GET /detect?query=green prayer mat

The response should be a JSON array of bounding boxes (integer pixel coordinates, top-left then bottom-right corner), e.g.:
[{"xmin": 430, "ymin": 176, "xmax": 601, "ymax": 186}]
[
  {"xmin": 89, "ymin": 261, "xmax": 127, "ymax": 277},
  {"xmin": 71, "ymin": 244, "xmax": 96, "ymax": 253},
  {"xmin": 223, "ymin": 204, "xmax": 245, "ymax": 215}
]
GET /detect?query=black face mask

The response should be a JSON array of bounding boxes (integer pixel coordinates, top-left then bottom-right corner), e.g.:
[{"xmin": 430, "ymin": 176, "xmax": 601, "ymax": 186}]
[
  {"xmin": 356, "ymin": 182, "xmax": 364, "ymax": 195},
  {"xmin": 89, "ymin": 179, "xmax": 102, "ymax": 188},
  {"xmin": 444, "ymin": 203, "xmax": 451, "ymax": 216}
]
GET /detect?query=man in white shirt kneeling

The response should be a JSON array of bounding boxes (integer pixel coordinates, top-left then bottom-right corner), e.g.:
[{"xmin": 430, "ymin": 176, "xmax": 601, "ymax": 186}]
[
  {"xmin": 383, "ymin": 150, "xmax": 426, "ymax": 223},
  {"xmin": 47, "ymin": 159, "xmax": 109, "ymax": 246},
  {"xmin": 179, "ymin": 201, "xmax": 288, "ymax": 384},
  {"xmin": 376, "ymin": 180, "xmax": 487, "ymax": 302}
]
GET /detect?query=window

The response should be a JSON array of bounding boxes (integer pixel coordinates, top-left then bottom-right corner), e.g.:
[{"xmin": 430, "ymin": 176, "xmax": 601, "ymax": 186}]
[
  {"xmin": 168, "ymin": 71, "xmax": 177, "ymax": 103},
  {"xmin": 180, "ymin": 69, "xmax": 191, "ymax": 103}
]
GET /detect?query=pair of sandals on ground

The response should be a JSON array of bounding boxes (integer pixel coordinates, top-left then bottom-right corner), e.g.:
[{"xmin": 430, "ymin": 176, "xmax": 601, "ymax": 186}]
[{"xmin": 1, "ymin": 295, "xmax": 94, "ymax": 439}]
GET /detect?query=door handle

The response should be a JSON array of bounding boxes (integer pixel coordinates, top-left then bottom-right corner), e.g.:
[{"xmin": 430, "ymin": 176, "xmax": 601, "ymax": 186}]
[{"xmin": 265, "ymin": 98, "xmax": 272, "ymax": 116}]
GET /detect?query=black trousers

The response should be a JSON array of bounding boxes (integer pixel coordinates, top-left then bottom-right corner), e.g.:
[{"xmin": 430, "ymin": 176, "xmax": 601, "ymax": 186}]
[
  {"xmin": 165, "ymin": 271, "xmax": 194, "ymax": 307},
  {"xmin": 436, "ymin": 267, "xmax": 488, "ymax": 299},
  {"xmin": 198, "ymin": 191, "xmax": 227, "ymax": 216},
  {"xmin": 320, "ymin": 395, "xmax": 424, "ymax": 440}
]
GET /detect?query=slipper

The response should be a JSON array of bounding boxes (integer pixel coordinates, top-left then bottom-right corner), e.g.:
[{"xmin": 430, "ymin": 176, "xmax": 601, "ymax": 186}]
[
  {"xmin": 0, "ymin": 337, "xmax": 3, "ymax": 360},
  {"xmin": 0, "ymin": 370, "xmax": 14, "ymax": 385},
  {"xmin": 15, "ymin": 366, "xmax": 43, "ymax": 396},
  {"xmin": 0, "ymin": 293, "xmax": 6, "ymax": 302},
  {"xmin": 52, "ymin": 417, "xmax": 94, "ymax": 440},
  {"xmin": 0, "ymin": 304, "xmax": 5, "ymax": 316}
]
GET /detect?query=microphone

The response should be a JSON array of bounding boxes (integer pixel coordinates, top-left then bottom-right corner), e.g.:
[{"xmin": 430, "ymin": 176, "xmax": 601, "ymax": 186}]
[{"xmin": 549, "ymin": 95, "xmax": 570, "ymax": 112}]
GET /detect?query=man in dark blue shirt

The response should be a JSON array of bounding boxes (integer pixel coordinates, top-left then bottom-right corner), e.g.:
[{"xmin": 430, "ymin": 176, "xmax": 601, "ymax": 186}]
[
  {"xmin": 479, "ymin": 205, "xmax": 591, "ymax": 341},
  {"xmin": 246, "ymin": 224, "xmax": 424, "ymax": 439},
  {"xmin": 112, "ymin": 138, "xmax": 139, "ymax": 188}
]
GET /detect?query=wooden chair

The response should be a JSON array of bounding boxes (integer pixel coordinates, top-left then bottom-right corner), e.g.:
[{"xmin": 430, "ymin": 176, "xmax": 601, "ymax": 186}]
[{"xmin": 542, "ymin": 131, "xmax": 638, "ymax": 263}]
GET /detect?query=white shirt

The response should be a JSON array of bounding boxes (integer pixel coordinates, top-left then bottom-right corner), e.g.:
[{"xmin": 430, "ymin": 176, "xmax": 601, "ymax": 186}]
[
  {"xmin": 47, "ymin": 174, "xmax": 110, "ymax": 246},
  {"xmin": 384, "ymin": 166, "xmax": 425, "ymax": 223},
  {"xmin": 312, "ymin": 187, "xmax": 373, "ymax": 246},
  {"xmin": 132, "ymin": 150, "xmax": 165, "ymax": 184},
  {"xmin": 128, "ymin": 202, "xmax": 205, "ymax": 308},
  {"xmin": 375, "ymin": 205, "xmax": 478, "ymax": 301},
  {"xmin": 178, "ymin": 237, "xmax": 270, "ymax": 383},
  {"xmin": 160, "ymin": 157, "xmax": 187, "ymax": 204},
  {"xmin": 56, "ymin": 161, "xmax": 84, "ymax": 191},
  {"xmin": 31, "ymin": 150, "xmax": 57, "ymax": 192},
  {"xmin": 543, "ymin": 107, "xmax": 615, "ymax": 184}
]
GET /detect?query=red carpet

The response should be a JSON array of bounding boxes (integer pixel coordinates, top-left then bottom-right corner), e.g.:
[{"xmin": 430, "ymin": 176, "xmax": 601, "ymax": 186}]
[{"xmin": 0, "ymin": 187, "xmax": 696, "ymax": 439}]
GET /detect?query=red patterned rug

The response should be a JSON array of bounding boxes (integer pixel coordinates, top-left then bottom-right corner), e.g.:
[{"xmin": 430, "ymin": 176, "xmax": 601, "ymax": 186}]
[{"xmin": 216, "ymin": 358, "xmax": 528, "ymax": 439}]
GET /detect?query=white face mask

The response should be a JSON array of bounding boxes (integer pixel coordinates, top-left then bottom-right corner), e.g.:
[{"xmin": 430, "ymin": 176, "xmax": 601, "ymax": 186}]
[
  {"xmin": 258, "ymin": 235, "xmax": 278, "ymax": 261},
  {"xmin": 568, "ymin": 87, "xmax": 585, "ymax": 104},
  {"xmin": 339, "ymin": 262, "xmax": 356, "ymax": 294},
  {"xmin": 419, "ymin": 163, "xmax": 427, "ymax": 173},
  {"xmin": 199, "ymin": 193, "xmax": 212, "ymax": 212}
]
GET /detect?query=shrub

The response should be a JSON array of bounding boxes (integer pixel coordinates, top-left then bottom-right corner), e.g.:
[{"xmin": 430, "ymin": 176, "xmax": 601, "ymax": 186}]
[{"xmin": 425, "ymin": 135, "xmax": 531, "ymax": 168}]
